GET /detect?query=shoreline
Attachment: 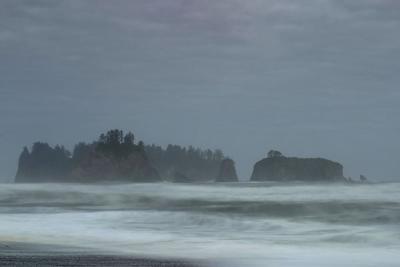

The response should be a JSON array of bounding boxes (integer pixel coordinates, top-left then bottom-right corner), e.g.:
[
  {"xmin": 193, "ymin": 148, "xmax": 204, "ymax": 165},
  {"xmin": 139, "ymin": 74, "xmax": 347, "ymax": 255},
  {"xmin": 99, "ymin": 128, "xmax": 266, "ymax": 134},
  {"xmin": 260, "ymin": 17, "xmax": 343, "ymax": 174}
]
[
  {"xmin": 0, "ymin": 255, "xmax": 204, "ymax": 267},
  {"xmin": 0, "ymin": 242, "xmax": 207, "ymax": 267}
]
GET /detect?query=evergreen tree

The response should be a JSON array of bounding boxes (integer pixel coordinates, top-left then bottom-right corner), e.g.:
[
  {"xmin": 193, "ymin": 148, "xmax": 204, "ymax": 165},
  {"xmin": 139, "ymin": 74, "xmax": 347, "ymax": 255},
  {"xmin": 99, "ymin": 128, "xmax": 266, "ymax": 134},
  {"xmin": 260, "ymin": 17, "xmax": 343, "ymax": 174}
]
[{"xmin": 267, "ymin": 150, "xmax": 284, "ymax": 158}]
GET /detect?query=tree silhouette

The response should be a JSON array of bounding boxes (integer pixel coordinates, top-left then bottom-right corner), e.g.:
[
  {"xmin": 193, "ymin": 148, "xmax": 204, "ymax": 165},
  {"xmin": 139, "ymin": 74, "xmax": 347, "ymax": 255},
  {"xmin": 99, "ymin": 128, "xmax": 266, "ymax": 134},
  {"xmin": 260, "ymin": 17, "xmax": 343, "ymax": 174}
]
[
  {"xmin": 267, "ymin": 150, "xmax": 284, "ymax": 158},
  {"xmin": 96, "ymin": 129, "xmax": 137, "ymax": 159},
  {"xmin": 145, "ymin": 144, "xmax": 225, "ymax": 180}
]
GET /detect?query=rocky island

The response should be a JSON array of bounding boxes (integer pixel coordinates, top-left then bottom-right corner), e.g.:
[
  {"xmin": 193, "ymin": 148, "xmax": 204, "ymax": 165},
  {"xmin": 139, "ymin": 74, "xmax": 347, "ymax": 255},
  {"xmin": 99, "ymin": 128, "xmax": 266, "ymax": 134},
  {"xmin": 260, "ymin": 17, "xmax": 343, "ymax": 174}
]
[
  {"xmin": 145, "ymin": 144, "xmax": 227, "ymax": 182},
  {"xmin": 251, "ymin": 150, "xmax": 345, "ymax": 182},
  {"xmin": 15, "ymin": 129, "xmax": 231, "ymax": 183},
  {"xmin": 15, "ymin": 133, "xmax": 346, "ymax": 183},
  {"xmin": 15, "ymin": 130, "xmax": 160, "ymax": 183}
]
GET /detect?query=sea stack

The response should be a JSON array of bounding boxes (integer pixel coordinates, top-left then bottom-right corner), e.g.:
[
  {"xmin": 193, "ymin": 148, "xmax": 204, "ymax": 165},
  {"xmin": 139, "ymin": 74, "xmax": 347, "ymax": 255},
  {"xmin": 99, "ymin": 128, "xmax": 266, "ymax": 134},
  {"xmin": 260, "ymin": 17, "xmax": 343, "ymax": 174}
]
[
  {"xmin": 15, "ymin": 130, "xmax": 161, "ymax": 183},
  {"xmin": 216, "ymin": 158, "xmax": 238, "ymax": 182},
  {"xmin": 250, "ymin": 150, "xmax": 344, "ymax": 182}
]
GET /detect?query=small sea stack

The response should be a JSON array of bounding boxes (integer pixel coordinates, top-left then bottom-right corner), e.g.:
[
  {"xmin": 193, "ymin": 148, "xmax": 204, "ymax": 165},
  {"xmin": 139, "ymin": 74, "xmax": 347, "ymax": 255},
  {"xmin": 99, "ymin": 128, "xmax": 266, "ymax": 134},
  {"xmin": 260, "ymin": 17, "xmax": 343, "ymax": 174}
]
[
  {"xmin": 360, "ymin": 175, "xmax": 368, "ymax": 182},
  {"xmin": 216, "ymin": 158, "xmax": 238, "ymax": 182}
]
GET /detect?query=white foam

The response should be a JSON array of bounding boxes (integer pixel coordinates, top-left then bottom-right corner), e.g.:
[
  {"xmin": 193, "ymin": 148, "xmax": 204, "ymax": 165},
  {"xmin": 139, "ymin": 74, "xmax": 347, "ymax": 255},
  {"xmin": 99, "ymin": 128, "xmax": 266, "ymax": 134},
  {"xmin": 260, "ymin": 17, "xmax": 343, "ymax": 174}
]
[{"xmin": 0, "ymin": 182, "xmax": 400, "ymax": 266}]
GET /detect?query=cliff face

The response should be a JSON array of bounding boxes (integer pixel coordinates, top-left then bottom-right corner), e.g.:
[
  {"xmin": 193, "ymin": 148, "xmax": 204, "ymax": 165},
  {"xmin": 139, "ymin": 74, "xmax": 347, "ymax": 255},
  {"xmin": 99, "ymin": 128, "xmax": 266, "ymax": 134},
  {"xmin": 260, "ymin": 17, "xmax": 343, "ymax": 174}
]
[
  {"xmin": 251, "ymin": 156, "xmax": 344, "ymax": 182},
  {"xmin": 216, "ymin": 159, "xmax": 238, "ymax": 182},
  {"xmin": 70, "ymin": 146, "xmax": 160, "ymax": 182},
  {"xmin": 15, "ymin": 144, "xmax": 72, "ymax": 183}
]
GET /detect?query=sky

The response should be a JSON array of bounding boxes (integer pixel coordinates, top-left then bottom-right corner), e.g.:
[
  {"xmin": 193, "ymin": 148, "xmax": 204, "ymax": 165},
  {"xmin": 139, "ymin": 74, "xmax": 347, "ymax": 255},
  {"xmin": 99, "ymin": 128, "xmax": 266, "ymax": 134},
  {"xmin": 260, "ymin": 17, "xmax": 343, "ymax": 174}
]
[{"xmin": 1, "ymin": 0, "xmax": 399, "ymax": 182}]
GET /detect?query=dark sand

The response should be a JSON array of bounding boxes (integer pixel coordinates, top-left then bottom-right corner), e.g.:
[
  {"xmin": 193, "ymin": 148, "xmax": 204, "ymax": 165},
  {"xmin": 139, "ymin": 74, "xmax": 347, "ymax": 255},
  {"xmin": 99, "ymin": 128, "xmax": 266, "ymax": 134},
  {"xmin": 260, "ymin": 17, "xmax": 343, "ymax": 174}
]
[
  {"xmin": 0, "ymin": 242, "xmax": 207, "ymax": 267},
  {"xmin": 0, "ymin": 255, "xmax": 203, "ymax": 267}
]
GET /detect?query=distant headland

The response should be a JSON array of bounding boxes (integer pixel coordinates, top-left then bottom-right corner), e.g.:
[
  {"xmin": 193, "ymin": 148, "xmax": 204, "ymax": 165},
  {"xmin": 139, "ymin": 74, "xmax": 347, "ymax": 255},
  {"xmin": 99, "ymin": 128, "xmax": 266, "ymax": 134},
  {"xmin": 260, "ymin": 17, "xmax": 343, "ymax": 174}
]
[{"xmin": 15, "ymin": 129, "xmax": 354, "ymax": 183}]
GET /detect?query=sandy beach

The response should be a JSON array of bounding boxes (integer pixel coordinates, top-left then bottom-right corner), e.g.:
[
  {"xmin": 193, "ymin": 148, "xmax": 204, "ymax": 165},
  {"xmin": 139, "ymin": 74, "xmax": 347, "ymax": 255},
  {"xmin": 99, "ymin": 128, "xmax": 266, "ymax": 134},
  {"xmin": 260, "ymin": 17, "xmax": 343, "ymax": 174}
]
[{"xmin": 0, "ymin": 255, "xmax": 203, "ymax": 267}]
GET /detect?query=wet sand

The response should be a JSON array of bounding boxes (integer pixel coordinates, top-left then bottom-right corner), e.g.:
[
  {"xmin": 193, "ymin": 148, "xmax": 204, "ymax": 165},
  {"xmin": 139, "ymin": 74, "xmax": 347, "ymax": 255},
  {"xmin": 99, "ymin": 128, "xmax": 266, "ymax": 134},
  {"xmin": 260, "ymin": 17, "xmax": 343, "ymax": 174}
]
[
  {"xmin": 0, "ymin": 242, "xmax": 206, "ymax": 267},
  {"xmin": 0, "ymin": 255, "xmax": 203, "ymax": 267}
]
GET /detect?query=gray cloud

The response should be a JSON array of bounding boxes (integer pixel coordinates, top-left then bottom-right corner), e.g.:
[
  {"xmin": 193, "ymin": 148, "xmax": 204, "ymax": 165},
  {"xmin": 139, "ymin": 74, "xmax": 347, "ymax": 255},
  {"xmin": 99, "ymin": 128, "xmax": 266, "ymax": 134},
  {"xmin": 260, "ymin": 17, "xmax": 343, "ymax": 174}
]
[{"xmin": 0, "ymin": 0, "xmax": 399, "ymax": 180}]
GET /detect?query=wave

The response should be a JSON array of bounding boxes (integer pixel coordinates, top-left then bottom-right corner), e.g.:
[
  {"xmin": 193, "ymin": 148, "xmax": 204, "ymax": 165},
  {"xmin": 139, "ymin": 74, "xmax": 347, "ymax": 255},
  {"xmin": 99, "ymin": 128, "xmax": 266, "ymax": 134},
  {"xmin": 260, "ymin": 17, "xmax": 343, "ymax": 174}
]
[
  {"xmin": 1, "ymin": 183, "xmax": 400, "ymax": 225},
  {"xmin": 1, "ymin": 182, "xmax": 400, "ymax": 266}
]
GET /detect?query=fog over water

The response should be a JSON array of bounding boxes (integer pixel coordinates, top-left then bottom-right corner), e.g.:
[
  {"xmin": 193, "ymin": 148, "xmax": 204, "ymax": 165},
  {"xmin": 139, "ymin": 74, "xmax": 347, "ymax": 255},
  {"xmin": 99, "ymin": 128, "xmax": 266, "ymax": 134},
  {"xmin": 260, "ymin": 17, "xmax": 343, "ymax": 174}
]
[
  {"xmin": 1, "ymin": 181, "xmax": 400, "ymax": 266},
  {"xmin": 1, "ymin": 1, "xmax": 399, "ymax": 265},
  {"xmin": 1, "ymin": 0, "xmax": 400, "ymax": 180}
]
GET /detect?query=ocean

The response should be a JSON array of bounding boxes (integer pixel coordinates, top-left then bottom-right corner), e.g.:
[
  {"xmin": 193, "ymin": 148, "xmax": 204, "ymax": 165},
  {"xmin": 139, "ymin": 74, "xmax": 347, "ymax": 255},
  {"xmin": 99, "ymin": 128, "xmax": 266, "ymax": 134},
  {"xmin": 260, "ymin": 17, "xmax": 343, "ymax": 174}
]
[{"xmin": 0, "ymin": 181, "xmax": 399, "ymax": 266}]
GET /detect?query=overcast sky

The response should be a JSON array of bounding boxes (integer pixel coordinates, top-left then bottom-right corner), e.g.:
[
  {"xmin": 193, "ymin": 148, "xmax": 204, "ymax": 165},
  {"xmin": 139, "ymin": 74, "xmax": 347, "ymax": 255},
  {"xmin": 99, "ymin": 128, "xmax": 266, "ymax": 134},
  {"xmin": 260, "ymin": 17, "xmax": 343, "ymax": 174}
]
[{"xmin": 1, "ymin": 0, "xmax": 399, "ymax": 181}]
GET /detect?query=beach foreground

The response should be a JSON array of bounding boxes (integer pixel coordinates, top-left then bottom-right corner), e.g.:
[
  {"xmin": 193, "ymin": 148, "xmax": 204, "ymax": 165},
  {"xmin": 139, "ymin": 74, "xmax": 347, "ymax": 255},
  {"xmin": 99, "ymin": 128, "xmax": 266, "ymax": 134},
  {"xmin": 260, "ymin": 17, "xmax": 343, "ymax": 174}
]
[
  {"xmin": 0, "ymin": 255, "xmax": 202, "ymax": 267},
  {"xmin": 0, "ymin": 242, "xmax": 205, "ymax": 267}
]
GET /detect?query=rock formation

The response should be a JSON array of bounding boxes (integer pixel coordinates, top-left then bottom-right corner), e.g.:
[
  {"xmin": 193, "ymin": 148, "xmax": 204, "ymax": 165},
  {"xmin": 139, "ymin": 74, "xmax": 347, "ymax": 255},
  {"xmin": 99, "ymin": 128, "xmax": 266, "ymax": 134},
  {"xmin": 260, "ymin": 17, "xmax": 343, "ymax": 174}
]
[
  {"xmin": 145, "ymin": 144, "xmax": 225, "ymax": 182},
  {"xmin": 69, "ymin": 145, "xmax": 160, "ymax": 182},
  {"xmin": 15, "ymin": 130, "xmax": 160, "ymax": 183},
  {"xmin": 15, "ymin": 143, "xmax": 72, "ymax": 183},
  {"xmin": 360, "ymin": 175, "xmax": 367, "ymax": 182},
  {"xmin": 216, "ymin": 158, "xmax": 238, "ymax": 182},
  {"xmin": 251, "ymin": 150, "xmax": 344, "ymax": 182},
  {"xmin": 15, "ymin": 129, "xmax": 233, "ymax": 183}
]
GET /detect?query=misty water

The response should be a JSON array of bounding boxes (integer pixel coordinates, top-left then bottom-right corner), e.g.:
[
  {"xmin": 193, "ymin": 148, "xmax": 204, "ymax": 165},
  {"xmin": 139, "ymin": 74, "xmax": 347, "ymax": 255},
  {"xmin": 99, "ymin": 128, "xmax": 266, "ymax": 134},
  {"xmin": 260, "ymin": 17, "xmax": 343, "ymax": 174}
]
[{"xmin": 1, "ymin": 181, "xmax": 400, "ymax": 267}]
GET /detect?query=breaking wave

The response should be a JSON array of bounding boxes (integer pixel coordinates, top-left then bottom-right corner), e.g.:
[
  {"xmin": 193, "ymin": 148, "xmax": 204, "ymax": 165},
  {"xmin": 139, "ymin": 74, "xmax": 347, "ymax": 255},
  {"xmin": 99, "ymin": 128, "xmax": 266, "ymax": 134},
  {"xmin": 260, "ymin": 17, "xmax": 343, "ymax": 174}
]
[{"xmin": 1, "ymin": 182, "xmax": 400, "ymax": 266}]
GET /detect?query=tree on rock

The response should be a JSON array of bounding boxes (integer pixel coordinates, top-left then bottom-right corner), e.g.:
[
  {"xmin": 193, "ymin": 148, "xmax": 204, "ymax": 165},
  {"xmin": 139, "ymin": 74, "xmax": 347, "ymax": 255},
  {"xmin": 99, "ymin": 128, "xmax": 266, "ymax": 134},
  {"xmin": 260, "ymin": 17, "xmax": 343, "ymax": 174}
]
[
  {"xmin": 96, "ymin": 129, "xmax": 137, "ymax": 159},
  {"xmin": 267, "ymin": 150, "xmax": 284, "ymax": 158}
]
